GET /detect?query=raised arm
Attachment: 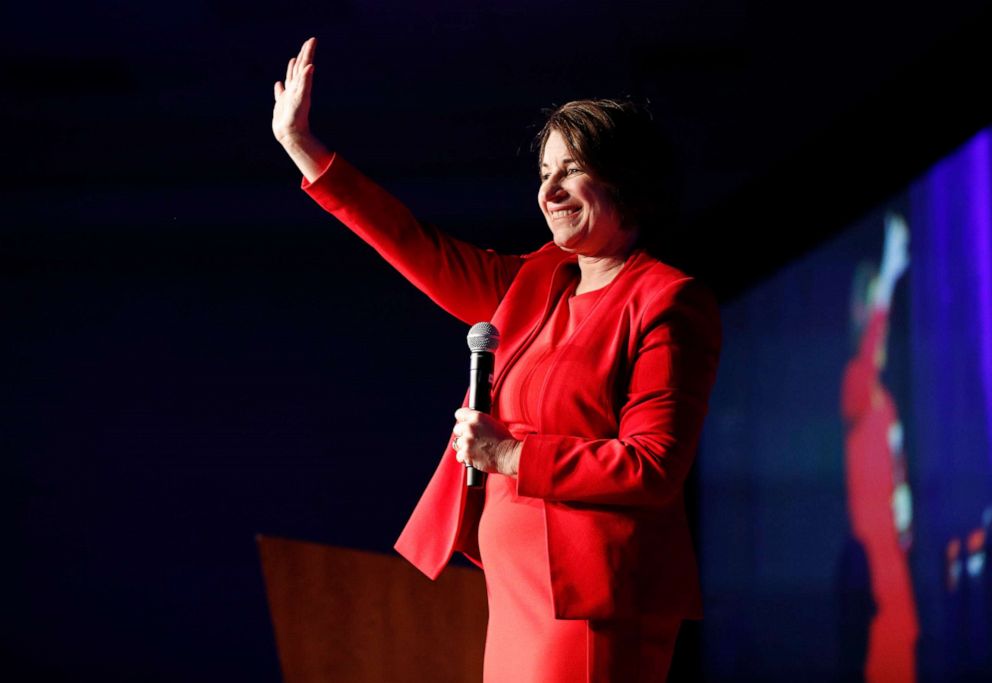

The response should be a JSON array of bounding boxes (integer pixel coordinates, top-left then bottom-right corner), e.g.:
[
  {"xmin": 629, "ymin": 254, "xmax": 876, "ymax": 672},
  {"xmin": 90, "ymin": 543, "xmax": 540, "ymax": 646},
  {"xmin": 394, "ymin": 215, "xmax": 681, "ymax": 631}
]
[
  {"xmin": 272, "ymin": 38, "xmax": 525, "ymax": 323},
  {"xmin": 841, "ymin": 214, "xmax": 910, "ymax": 421},
  {"xmin": 873, "ymin": 212, "xmax": 910, "ymax": 314}
]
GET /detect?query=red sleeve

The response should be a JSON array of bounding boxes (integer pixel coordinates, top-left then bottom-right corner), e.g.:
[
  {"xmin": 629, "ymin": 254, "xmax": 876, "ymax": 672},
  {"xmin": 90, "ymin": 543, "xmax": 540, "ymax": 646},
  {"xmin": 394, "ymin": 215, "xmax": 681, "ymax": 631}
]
[
  {"xmin": 841, "ymin": 309, "xmax": 887, "ymax": 422},
  {"xmin": 515, "ymin": 278, "xmax": 722, "ymax": 508},
  {"xmin": 302, "ymin": 154, "xmax": 525, "ymax": 325}
]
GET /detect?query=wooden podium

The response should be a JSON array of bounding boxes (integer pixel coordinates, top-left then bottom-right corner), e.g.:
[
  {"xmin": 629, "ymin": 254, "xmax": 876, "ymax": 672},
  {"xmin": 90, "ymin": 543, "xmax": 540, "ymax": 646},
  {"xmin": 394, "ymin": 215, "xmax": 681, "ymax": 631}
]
[{"xmin": 257, "ymin": 536, "xmax": 487, "ymax": 682}]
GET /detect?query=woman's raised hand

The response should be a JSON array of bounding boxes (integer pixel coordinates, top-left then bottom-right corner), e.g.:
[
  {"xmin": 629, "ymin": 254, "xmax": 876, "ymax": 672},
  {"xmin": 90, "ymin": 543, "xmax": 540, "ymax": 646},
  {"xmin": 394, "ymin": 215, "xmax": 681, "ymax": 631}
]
[
  {"xmin": 881, "ymin": 212, "xmax": 910, "ymax": 282},
  {"xmin": 273, "ymin": 37, "xmax": 317, "ymax": 145},
  {"xmin": 272, "ymin": 37, "xmax": 332, "ymax": 183}
]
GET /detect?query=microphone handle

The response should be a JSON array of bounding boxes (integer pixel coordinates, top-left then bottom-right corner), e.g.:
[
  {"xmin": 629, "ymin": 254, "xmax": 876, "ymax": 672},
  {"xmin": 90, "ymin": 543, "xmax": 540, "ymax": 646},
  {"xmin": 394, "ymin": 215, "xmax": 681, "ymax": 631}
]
[{"xmin": 466, "ymin": 351, "xmax": 494, "ymax": 487}]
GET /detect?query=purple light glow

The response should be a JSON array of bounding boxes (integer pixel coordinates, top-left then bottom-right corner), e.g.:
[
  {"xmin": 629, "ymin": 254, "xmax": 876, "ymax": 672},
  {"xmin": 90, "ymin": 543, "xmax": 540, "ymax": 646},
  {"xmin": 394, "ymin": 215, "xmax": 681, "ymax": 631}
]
[{"xmin": 968, "ymin": 131, "xmax": 992, "ymax": 469}]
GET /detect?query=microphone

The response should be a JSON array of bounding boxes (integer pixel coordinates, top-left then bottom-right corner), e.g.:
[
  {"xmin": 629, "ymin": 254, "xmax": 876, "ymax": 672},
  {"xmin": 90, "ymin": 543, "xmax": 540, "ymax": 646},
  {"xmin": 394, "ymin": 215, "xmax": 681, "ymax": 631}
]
[{"xmin": 465, "ymin": 322, "xmax": 500, "ymax": 487}]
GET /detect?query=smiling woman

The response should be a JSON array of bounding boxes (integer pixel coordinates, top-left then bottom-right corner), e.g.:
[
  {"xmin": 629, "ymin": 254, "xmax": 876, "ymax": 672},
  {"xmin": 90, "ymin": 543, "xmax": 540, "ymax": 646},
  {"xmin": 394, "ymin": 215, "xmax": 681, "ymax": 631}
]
[
  {"xmin": 539, "ymin": 130, "xmax": 631, "ymax": 269},
  {"xmin": 273, "ymin": 37, "xmax": 720, "ymax": 683},
  {"xmin": 535, "ymin": 99, "xmax": 679, "ymax": 255}
]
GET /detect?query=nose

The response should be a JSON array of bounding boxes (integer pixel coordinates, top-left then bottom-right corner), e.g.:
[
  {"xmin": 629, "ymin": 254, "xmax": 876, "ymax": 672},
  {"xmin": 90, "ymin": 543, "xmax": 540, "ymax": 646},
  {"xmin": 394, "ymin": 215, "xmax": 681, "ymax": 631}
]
[{"xmin": 540, "ymin": 177, "xmax": 568, "ymax": 204}]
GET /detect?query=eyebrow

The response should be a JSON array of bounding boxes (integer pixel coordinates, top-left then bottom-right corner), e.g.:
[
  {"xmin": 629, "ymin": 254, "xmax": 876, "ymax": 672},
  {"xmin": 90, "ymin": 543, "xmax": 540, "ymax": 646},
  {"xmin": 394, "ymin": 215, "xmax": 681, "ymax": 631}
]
[{"xmin": 539, "ymin": 157, "xmax": 577, "ymax": 168}]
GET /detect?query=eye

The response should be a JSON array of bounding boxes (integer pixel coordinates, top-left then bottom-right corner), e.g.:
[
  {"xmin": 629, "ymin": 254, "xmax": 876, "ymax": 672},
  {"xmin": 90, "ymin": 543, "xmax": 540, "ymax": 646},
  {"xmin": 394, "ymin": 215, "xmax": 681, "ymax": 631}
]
[{"xmin": 539, "ymin": 166, "xmax": 583, "ymax": 183}]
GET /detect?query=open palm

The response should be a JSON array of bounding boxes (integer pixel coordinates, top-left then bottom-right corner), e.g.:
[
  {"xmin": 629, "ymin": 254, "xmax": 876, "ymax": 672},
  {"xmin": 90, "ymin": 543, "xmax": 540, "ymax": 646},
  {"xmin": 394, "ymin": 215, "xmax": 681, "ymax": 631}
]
[{"xmin": 272, "ymin": 37, "xmax": 316, "ymax": 144}]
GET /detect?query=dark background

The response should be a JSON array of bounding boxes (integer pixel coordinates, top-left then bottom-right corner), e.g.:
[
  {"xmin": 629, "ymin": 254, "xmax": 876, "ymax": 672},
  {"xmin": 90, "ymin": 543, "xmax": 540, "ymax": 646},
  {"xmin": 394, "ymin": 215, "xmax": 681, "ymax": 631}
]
[{"xmin": 3, "ymin": 1, "xmax": 991, "ymax": 679}]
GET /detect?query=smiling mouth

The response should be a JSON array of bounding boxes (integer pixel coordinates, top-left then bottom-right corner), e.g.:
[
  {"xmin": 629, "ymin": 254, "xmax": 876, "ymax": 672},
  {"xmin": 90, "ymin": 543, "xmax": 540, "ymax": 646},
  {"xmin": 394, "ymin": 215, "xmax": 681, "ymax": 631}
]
[{"xmin": 550, "ymin": 208, "xmax": 581, "ymax": 219}]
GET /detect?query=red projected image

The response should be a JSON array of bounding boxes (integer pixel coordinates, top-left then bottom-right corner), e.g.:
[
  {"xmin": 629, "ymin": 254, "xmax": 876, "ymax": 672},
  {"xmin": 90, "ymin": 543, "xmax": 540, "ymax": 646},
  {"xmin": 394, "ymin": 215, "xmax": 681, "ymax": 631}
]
[
  {"xmin": 701, "ymin": 126, "xmax": 992, "ymax": 682},
  {"xmin": 841, "ymin": 214, "xmax": 920, "ymax": 683}
]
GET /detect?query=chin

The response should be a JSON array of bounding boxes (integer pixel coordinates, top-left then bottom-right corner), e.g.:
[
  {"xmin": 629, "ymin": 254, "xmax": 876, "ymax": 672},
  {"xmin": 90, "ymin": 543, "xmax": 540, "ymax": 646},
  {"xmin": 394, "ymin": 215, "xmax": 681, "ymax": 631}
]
[
  {"xmin": 549, "ymin": 228, "xmax": 582, "ymax": 252},
  {"xmin": 551, "ymin": 236, "xmax": 580, "ymax": 253}
]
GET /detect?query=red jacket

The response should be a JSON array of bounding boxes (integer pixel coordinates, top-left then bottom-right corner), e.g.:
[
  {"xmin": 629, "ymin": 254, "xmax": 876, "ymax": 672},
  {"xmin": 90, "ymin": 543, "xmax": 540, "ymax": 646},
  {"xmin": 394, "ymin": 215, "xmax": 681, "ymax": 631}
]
[{"xmin": 303, "ymin": 154, "xmax": 721, "ymax": 620}]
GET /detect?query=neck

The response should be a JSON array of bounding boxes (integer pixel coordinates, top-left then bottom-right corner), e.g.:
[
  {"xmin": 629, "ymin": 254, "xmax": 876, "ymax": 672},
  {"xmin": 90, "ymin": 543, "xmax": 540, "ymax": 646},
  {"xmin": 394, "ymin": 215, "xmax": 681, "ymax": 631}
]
[
  {"xmin": 575, "ymin": 237, "xmax": 637, "ymax": 294},
  {"xmin": 575, "ymin": 256, "xmax": 626, "ymax": 294}
]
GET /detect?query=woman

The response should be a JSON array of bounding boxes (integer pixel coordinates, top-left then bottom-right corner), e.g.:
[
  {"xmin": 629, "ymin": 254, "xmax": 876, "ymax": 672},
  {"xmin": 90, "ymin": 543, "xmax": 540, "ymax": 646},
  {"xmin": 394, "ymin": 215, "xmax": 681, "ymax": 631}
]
[
  {"xmin": 273, "ymin": 37, "xmax": 721, "ymax": 683},
  {"xmin": 841, "ymin": 214, "xmax": 917, "ymax": 683}
]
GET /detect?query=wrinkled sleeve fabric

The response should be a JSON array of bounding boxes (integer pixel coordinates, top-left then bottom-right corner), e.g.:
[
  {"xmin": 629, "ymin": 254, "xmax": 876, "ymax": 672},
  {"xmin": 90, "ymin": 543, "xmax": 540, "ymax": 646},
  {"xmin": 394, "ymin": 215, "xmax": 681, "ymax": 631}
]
[
  {"xmin": 302, "ymin": 153, "xmax": 524, "ymax": 324},
  {"xmin": 516, "ymin": 277, "xmax": 721, "ymax": 508}
]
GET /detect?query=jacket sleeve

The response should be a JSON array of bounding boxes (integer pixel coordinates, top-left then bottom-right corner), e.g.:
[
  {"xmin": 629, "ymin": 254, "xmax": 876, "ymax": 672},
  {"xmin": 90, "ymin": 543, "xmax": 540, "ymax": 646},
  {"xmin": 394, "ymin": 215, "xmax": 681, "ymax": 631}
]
[
  {"xmin": 302, "ymin": 153, "xmax": 525, "ymax": 325},
  {"xmin": 515, "ymin": 278, "xmax": 722, "ymax": 508},
  {"xmin": 841, "ymin": 309, "xmax": 887, "ymax": 423}
]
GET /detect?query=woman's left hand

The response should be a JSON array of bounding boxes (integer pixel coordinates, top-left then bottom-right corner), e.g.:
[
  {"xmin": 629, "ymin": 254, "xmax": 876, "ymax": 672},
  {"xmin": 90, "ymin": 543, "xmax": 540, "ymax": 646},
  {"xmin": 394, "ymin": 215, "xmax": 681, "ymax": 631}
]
[{"xmin": 451, "ymin": 408, "xmax": 522, "ymax": 477}]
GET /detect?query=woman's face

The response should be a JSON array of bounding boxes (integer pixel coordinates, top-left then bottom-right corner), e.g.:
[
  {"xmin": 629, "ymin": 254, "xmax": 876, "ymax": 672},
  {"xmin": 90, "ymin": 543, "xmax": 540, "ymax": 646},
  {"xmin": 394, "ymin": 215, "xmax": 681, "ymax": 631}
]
[{"xmin": 538, "ymin": 130, "xmax": 630, "ymax": 258}]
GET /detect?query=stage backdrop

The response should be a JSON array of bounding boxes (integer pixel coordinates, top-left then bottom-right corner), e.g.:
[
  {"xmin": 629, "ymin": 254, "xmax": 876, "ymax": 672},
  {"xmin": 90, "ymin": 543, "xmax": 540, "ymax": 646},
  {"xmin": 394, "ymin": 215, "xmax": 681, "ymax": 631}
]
[{"xmin": 699, "ymin": 127, "xmax": 992, "ymax": 682}]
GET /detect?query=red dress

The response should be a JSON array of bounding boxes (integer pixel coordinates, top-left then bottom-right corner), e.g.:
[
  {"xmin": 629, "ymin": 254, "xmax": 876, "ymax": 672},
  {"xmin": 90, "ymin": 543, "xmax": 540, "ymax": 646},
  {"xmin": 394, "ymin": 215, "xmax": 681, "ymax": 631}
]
[
  {"xmin": 480, "ymin": 280, "xmax": 682, "ymax": 683},
  {"xmin": 842, "ymin": 310, "xmax": 919, "ymax": 683}
]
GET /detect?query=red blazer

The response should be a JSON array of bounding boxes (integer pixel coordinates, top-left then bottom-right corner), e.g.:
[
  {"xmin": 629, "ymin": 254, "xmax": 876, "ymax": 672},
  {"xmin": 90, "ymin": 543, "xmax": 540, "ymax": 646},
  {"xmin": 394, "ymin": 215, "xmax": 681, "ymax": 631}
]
[{"xmin": 303, "ymin": 154, "xmax": 721, "ymax": 621}]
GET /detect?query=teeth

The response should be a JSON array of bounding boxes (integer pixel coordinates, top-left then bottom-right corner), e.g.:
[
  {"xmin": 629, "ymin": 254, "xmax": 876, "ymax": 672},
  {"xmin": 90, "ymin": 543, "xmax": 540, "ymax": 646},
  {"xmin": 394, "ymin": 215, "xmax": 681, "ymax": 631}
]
[{"xmin": 551, "ymin": 208, "xmax": 580, "ymax": 218}]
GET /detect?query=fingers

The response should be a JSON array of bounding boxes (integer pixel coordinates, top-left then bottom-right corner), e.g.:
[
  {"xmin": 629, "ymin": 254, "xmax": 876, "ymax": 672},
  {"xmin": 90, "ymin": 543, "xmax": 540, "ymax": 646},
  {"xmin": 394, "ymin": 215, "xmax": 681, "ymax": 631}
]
[
  {"xmin": 294, "ymin": 37, "xmax": 316, "ymax": 82},
  {"xmin": 452, "ymin": 434, "xmax": 467, "ymax": 464},
  {"xmin": 300, "ymin": 36, "xmax": 316, "ymax": 70},
  {"xmin": 451, "ymin": 422, "xmax": 473, "ymax": 444},
  {"xmin": 286, "ymin": 57, "xmax": 296, "ymax": 86},
  {"xmin": 295, "ymin": 39, "xmax": 308, "ymax": 72},
  {"xmin": 449, "ymin": 411, "xmax": 518, "ymax": 474},
  {"xmin": 451, "ymin": 430, "xmax": 471, "ymax": 465},
  {"xmin": 454, "ymin": 408, "xmax": 480, "ymax": 423},
  {"xmin": 281, "ymin": 38, "xmax": 316, "ymax": 98},
  {"xmin": 451, "ymin": 421, "xmax": 474, "ymax": 465}
]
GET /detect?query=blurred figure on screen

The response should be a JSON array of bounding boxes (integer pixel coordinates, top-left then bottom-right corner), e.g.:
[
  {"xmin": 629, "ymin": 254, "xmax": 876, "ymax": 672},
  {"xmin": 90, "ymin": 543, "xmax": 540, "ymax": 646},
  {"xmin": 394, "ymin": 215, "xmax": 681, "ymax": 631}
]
[{"xmin": 841, "ymin": 213, "xmax": 919, "ymax": 683}]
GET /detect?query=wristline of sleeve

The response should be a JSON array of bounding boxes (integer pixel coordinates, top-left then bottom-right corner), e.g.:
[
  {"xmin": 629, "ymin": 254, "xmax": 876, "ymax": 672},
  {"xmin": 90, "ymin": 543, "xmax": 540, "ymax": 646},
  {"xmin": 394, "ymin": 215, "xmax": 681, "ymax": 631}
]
[
  {"xmin": 300, "ymin": 152, "xmax": 364, "ymax": 211},
  {"xmin": 515, "ymin": 434, "xmax": 558, "ymax": 499}
]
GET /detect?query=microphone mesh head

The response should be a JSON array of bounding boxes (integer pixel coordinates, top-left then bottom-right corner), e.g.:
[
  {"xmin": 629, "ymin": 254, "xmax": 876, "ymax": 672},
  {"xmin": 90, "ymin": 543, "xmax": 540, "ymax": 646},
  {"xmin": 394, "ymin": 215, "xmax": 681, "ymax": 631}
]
[{"xmin": 467, "ymin": 322, "xmax": 500, "ymax": 352}]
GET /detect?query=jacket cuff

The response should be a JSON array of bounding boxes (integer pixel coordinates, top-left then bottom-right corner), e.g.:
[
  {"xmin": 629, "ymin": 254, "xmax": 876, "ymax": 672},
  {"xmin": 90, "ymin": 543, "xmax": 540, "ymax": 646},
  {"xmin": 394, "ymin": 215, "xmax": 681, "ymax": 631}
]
[
  {"xmin": 515, "ymin": 434, "xmax": 557, "ymax": 499},
  {"xmin": 301, "ymin": 152, "xmax": 363, "ymax": 211}
]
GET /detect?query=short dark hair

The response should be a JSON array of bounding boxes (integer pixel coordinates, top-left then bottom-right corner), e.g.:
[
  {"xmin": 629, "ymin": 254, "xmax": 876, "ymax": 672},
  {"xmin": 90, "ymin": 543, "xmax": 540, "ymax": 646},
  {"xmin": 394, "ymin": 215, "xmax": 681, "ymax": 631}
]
[{"xmin": 534, "ymin": 98, "xmax": 679, "ymax": 253}]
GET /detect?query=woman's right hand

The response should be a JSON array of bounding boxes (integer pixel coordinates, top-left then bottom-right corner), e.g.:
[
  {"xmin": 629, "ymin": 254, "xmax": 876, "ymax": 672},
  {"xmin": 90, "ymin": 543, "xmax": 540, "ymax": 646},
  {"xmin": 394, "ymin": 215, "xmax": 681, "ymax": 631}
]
[
  {"xmin": 272, "ymin": 38, "xmax": 332, "ymax": 182},
  {"xmin": 880, "ymin": 212, "xmax": 910, "ymax": 283},
  {"xmin": 272, "ymin": 37, "xmax": 317, "ymax": 146}
]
